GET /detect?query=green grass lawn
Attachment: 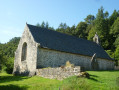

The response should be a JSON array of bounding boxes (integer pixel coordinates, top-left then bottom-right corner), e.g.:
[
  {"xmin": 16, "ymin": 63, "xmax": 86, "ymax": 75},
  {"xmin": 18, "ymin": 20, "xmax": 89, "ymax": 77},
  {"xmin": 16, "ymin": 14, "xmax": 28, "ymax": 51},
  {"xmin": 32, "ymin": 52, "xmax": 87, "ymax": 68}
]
[{"xmin": 0, "ymin": 71, "xmax": 119, "ymax": 90}]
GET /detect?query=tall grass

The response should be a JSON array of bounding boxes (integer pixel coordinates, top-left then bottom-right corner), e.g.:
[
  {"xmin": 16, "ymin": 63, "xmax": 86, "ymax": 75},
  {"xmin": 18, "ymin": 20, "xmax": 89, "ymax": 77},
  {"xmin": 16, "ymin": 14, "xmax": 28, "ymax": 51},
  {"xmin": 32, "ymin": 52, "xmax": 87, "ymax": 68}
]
[{"xmin": 60, "ymin": 76, "xmax": 91, "ymax": 90}]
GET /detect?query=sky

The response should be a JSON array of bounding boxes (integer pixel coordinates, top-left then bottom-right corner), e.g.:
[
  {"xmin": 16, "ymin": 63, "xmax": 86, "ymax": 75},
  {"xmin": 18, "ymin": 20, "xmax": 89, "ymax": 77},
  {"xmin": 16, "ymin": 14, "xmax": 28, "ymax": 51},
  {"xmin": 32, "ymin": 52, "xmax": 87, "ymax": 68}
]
[{"xmin": 0, "ymin": 0, "xmax": 119, "ymax": 43}]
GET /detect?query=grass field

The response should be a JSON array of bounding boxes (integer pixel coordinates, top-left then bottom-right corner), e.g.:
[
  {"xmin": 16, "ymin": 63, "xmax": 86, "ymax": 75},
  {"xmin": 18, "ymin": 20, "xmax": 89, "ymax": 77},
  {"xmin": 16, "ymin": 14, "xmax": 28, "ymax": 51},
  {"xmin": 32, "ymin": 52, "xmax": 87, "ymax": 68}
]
[{"xmin": 0, "ymin": 71, "xmax": 119, "ymax": 90}]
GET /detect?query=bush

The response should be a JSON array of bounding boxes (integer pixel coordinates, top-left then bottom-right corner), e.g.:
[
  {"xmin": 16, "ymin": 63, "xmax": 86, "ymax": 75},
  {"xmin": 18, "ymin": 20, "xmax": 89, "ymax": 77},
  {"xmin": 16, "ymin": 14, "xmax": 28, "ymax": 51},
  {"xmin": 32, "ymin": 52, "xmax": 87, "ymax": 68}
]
[
  {"xmin": 5, "ymin": 57, "xmax": 14, "ymax": 74},
  {"xmin": 0, "ymin": 53, "xmax": 8, "ymax": 73}
]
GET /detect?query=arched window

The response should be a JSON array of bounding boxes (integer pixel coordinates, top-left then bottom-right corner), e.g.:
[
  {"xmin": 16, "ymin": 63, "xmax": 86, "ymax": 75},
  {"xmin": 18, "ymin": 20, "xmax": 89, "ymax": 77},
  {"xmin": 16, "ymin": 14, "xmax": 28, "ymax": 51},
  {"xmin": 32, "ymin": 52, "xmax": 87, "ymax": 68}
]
[{"xmin": 21, "ymin": 42, "xmax": 27, "ymax": 61}]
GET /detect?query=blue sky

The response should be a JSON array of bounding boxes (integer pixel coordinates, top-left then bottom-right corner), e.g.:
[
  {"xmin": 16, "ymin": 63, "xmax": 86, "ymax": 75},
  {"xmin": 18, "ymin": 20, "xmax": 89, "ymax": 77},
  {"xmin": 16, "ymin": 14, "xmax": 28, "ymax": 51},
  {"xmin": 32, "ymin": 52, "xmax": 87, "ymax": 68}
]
[{"xmin": 0, "ymin": 0, "xmax": 119, "ymax": 43}]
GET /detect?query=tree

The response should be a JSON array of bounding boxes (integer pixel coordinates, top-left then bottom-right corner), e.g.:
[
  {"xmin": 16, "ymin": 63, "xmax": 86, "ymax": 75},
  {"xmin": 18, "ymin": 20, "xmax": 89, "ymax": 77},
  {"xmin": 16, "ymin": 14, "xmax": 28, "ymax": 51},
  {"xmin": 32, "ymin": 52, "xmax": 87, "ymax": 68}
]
[
  {"xmin": 88, "ymin": 26, "xmax": 96, "ymax": 40},
  {"xmin": 104, "ymin": 11, "xmax": 109, "ymax": 19},
  {"xmin": 5, "ymin": 57, "xmax": 14, "ymax": 74},
  {"xmin": 105, "ymin": 50, "xmax": 114, "ymax": 59},
  {"xmin": 0, "ymin": 37, "xmax": 20, "ymax": 73},
  {"xmin": 41, "ymin": 21, "xmax": 45, "ymax": 28},
  {"xmin": 86, "ymin": 24, "xmax": 93, "ymax": 37},
  {"xmin": 36, "ymin": 23, "xmax": 40, "ymax": 27},
  {"xmin": 96, "ymin": 6, "xmax": 105, "ymax": 19},
  {"xmin": 115, "ymin": 46, "xmax": 119, "ymax": 60},
  {"xmin": 70, "ymin": 25, "xmax": 76, "ymax": 36},
  {"xmin": 65, "ymin": 26, "xmax": 71, "ymax": 35},
  {"xmin": 75, "ymin": 22, "xmax": 87, "ymax": 39},
  {"xmin": 114, "ymin": 36, "xmax": 119, "ymax": 47},
  {"xmin": 110, "ymin": 17, "xmax": 119, "ymax": 37},
  {"xmin": 6, "ymin": 37, "xmax": 20, "ymax": 57},
  {"xmin": 0, "ymin": 53, "xmax": 3, "ymax": 71},
  {"xmin": 48, "ymin": 27, "xmax": 55, "ymax": 30},
  {"xmin": 58, "ymin": 23, "xmax": 67, "ymax": 30},
  {"xmin": 46, "ymin": 22, "xmax": 49, "ymax": 29},
  {"xmin": 84, "ymin": 15, "xmax": 95, "ymax": 24},
  {"xmin": 0, "ymin": 53, "xmax": 7, "ymax": 72},
  {"xmin": 36, "ymin": 21, "xmax": 52, "ymax": 29},
  {"xmin": 109, "ymin": 10, "xmax": 119, "ymax": 26},
  {"xmin": 84, "ymin": 15, "xmax": 95, "ymax": 39},
  {"xmin": 108, "ymin": 10, "xmax": 119, "ymax": 50},
  {"xmin": 56, "ymin": 23, "xmax": 68, "ymax": 33}
]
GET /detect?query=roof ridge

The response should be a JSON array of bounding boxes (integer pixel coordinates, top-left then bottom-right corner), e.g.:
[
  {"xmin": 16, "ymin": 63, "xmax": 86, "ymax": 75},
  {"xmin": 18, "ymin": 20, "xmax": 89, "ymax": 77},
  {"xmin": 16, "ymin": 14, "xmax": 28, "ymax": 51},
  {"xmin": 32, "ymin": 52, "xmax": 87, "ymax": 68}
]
[{"xmin": 27, "ymin": 23, "xmax": 98, "ymax": 45}]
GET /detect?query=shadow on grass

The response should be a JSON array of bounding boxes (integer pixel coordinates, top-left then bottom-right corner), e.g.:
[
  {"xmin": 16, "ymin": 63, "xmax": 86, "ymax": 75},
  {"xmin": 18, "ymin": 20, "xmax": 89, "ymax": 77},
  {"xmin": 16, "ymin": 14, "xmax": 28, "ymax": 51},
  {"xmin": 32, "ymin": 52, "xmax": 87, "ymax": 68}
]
[
  {"xmin": 89, "ymin": 77, "xmax": 98, "ymax": 82},
  {"xmin": 89, "ymin": 74, "xmax": 98, "ymax": 82},
  {"xmin": 90, "ymin": 74, "xmax": 98, "ymax": 77},
  {"xmin": 0, "ymin": 76, "xmax": 30, "ymax": 83},
  {"xmin": 0, "ymin": 84, "xmax": 28, "ymax": 90}
]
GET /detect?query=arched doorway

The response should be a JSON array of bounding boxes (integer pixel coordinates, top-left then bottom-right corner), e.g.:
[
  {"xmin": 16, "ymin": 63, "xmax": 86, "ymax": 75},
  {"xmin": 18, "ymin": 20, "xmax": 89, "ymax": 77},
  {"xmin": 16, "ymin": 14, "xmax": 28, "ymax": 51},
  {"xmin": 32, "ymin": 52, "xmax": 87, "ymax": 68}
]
[{"xmin": 91, "ymin": 53, "xmax": 99, "ymax": 70}]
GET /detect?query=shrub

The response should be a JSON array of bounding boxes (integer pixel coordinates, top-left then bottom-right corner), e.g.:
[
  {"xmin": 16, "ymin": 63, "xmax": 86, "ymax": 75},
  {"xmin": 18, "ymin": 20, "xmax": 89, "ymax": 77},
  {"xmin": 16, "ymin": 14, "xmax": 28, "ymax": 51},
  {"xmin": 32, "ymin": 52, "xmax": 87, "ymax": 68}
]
[{"xmin": 5, "ymin": 57, "xmax": 14, "ymax": 74}]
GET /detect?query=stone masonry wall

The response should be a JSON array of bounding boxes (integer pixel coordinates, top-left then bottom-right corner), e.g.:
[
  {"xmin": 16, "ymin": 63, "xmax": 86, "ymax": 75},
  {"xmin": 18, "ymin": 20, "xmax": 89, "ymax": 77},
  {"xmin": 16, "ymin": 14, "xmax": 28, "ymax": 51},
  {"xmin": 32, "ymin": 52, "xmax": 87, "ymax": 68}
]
[
  {"xmin": 36, "ymin": 66, "xmax": 82, "ymax": 80},
  {"xmin": 37, "ymin": 48, "xmax": 92, "ymax": 70},
  {"xmin": 13, "ymin": 25, "xmax": 38, "ymax": 76},
  {"xmin": 115, "ymin": 66, "xmax": 119, "ymax": 70},
  {"xmin": 37, "ymin": 48, "xmax": 114, "ymax": 70},
  {"xmin": 98, "ymin": 58, "xmax": 114, "ymax": 70}
]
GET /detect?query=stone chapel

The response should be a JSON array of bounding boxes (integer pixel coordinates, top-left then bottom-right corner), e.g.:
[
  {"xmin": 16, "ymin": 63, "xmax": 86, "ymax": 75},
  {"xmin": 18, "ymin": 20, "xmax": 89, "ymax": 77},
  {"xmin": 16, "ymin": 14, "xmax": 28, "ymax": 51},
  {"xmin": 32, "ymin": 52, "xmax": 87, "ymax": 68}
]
[{"xmin": 13, "ymin": 23, "xmax": 114, "ymax": 76}]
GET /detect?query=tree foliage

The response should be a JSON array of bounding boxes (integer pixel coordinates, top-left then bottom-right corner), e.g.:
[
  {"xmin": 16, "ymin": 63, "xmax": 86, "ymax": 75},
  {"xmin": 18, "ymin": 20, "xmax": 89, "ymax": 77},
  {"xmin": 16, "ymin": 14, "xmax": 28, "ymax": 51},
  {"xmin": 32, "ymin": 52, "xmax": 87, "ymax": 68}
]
[
  {"xmin": 84, "ymin": 15, "xmax": 95, "ymax": 24},
  {"xmin": 36, "ymin": 21, "xmax": 54, "ymax": 30},
  {"xmin": 114, "ymin": 36, "xmax": 119, "ymax": 47},
  {"xmin": 0, "ymin": 37, "xmax": 20, "ymax": 73},
  {"xmin": 115, "ymin": 46, "xmax": 119, "ymax": 60},
  {"xmin": 110, "ymin": 17, "xmax": 119, "ymax": 37},
  {"xmin": 109, "ymin": 10, "xmax": 119, "ymax": 26},
  {"xmin": 75, "ymin": 22, "xmax": 87, "ymax": 39}
]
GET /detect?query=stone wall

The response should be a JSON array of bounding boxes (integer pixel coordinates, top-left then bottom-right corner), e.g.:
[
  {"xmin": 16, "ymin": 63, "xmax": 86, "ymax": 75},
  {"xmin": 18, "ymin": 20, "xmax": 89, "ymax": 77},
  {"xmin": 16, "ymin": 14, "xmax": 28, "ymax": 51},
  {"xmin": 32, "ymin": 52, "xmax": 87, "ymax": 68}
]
[
  {"xmin": 37, "ymin": 48, "xmax": 91, "ymax": 70},
  {"xmin": 97, "ymin": 58, "xmax": 114, "ymax": 70},
  {"xmin": 13, "ymin": 25, "xmax": 38, "ymax": 76},
  {"xmin": 115, "ymin": 66, "xmax": 119, "ymax": 70},
  {"xmin": 37, "ymin": 48, "xmax": 114, "ymax": 70},
  {"xmin": 36, "ymin": 66, "xmax": 82, "ymax": 80}
]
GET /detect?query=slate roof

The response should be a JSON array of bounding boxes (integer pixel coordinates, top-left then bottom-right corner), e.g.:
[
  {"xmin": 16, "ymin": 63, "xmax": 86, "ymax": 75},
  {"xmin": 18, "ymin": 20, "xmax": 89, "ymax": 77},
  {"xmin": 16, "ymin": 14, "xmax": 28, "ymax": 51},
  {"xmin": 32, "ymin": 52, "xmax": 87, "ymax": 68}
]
[{"xmin": 27, "ymin": 24, "xmax": 113, "ymax": 60}]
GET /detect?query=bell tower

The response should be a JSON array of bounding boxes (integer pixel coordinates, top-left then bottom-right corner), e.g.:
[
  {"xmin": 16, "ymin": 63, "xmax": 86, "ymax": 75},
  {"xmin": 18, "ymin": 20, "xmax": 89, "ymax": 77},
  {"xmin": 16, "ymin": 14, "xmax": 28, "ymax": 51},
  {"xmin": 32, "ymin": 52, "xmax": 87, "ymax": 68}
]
[{"xmin": 93, "ymin": 32, "xmax": 100, "ymax": 45}]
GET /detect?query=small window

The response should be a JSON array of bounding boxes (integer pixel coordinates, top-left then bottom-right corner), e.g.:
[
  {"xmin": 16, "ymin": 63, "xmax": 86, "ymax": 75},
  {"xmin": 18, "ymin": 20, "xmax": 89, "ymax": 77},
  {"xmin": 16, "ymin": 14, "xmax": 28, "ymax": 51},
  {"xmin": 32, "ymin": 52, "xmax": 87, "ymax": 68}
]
[{"xmin": 21, "ymin": 42, "xmax": 27, "ymax": 61}]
